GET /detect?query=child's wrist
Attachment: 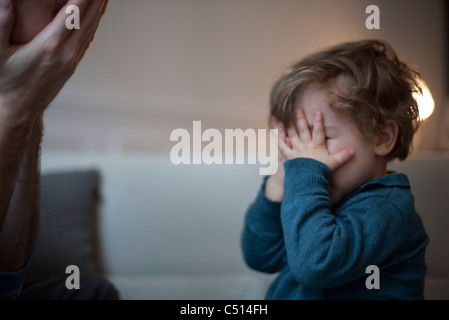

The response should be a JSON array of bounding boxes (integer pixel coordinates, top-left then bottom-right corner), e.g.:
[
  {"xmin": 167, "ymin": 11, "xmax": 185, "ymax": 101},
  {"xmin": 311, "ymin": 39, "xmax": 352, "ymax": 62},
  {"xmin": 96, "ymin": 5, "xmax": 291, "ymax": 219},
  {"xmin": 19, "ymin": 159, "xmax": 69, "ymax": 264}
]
[
  {"xmin": 283, "ymin": 158, "xmax": 330, "ymax": 201},
  {"xmin": 264, "ymin": 175, "xmax": 284, "ymax": 202}
]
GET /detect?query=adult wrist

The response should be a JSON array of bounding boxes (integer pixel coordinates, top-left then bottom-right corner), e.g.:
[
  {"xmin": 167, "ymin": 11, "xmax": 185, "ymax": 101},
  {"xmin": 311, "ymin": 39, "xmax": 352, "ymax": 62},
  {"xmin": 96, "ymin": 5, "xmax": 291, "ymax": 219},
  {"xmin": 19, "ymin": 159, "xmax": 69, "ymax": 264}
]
[{"xmin": 0, "ymin": 102, "xmax": 39, "ymax": 132}]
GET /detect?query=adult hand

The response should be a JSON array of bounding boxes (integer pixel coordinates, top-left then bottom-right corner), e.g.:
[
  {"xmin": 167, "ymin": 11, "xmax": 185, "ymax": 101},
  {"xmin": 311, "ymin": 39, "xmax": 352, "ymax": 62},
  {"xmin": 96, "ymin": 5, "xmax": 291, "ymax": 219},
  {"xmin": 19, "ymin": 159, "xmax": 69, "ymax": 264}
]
[{"xmin": 0, "ymin": 0, "xmax": 108, "ymax": 122}]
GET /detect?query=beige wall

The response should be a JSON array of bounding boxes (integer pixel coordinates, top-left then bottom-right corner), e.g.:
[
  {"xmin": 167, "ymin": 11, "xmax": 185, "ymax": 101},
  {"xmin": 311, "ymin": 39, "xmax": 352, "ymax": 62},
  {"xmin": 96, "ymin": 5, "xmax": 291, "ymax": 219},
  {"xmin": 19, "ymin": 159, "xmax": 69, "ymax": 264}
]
[{"xmin": 42, "ymin": 0, "xmax": 448, "ymax": 155}]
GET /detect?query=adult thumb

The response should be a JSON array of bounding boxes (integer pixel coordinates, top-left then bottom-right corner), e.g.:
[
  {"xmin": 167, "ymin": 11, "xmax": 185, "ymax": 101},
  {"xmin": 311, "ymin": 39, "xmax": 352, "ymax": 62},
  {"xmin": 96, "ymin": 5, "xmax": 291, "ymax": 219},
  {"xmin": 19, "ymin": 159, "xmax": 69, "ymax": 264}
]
[{"xmin": 0, "ymin": 0, "xmax": 13, "ymax": 50}]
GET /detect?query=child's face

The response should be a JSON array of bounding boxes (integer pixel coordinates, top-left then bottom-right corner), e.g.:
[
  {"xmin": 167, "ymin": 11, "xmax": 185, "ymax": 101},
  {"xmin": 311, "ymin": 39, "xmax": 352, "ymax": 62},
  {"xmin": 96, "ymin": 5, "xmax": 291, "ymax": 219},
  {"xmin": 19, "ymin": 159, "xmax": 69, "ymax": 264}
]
[{"xmin": 294, "ymin": 77, "xmax": 387, "ymax": 204}]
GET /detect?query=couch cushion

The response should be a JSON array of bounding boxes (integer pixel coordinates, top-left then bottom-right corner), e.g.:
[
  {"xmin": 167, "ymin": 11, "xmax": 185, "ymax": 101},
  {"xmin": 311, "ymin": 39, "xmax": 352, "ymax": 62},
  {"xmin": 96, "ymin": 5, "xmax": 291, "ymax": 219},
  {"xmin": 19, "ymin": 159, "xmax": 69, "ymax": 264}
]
[{"xmin": 26, "ymin": 170, "xmax": 102, "ymax": 282}]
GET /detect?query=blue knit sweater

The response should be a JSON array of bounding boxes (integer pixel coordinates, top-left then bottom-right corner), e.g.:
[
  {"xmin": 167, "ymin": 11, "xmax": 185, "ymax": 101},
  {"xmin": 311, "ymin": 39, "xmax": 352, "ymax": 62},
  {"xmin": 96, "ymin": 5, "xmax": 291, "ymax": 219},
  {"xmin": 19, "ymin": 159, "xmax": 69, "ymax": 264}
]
[{"xmin": 241, "ymin": 158, "xmax": 429, "ymax": 299}]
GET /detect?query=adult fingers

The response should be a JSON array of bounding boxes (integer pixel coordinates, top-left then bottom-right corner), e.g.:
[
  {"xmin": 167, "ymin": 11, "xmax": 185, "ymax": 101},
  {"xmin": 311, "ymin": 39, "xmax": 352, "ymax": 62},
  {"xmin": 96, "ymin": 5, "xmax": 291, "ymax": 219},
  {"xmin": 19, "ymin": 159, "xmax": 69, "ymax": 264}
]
[
  {"xmin": 35, "ymin": 0, "xmax": 92, "ymax": 46},
  {"xmin": 69, "ymin": 0, "xmax": 108, "ymax": 64},
  {"xmin": 71, "ymin": 0, "xmax": 108, "ymax": 46},
  {"xmin": 0, "ymin": 0, "xmax": 13, "ymax": 51}
]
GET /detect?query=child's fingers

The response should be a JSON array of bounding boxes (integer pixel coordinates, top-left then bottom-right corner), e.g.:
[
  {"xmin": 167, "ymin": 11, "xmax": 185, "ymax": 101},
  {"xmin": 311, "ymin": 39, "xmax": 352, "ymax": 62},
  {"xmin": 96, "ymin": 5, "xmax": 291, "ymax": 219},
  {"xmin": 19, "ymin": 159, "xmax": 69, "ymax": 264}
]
[
  {"xmin": 274, "ymin": 119, "xmax": 290, "ymax": 159},
  {"xmin": 279, "ymin": 137, "xmax": 291, "ymax": 162},
  {"xmin": 286, "ymin": 124, "xmax": 299, "ymax": 146},
  {"xmin": 275, "ymin": 118, "xmax": 286, "ymax": 140},
  {"xmin": 311, "ymin": 111, "xmax": 326, "ymax": 147},
  {"xmin": 278, "ymin": 140, "xmax": 291, "ymax": 159},
  {"xmin": 278, "ymin": 132, "xmax": 292, "ymax": 158},
  {"xmin": 330, "ymin": 149, "xmax": 354, "ymax": 171},
  {"xmin": 286, "ymin": 137, "xmax": 292, "ymax": 149},
  {"xmin": 296, "ymin": 109, "xmax": 311, "ymax": 143}
]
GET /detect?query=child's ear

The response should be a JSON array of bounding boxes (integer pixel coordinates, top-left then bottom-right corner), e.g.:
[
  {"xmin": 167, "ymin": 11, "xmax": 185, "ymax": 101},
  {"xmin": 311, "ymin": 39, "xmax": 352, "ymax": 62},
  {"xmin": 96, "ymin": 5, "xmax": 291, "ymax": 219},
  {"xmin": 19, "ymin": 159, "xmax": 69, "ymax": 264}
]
[{"xmin": 374, "ymin": 120, "xmax": 399, "ymax": 157}]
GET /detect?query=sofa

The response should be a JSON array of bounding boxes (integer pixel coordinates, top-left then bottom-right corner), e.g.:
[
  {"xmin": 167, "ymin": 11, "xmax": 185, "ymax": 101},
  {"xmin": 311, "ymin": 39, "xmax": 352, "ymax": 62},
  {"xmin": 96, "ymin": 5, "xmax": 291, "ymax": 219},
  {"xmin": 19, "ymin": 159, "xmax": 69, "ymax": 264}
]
[{"xmin": 28, "ymin": 151, "xmax": 449, "ymax": 300}]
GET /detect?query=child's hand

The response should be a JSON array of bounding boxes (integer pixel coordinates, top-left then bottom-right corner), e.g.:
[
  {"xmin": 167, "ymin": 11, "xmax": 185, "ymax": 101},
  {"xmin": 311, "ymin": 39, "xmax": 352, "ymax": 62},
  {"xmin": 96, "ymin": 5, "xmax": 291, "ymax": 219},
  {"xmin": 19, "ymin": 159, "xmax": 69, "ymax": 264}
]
[
  {"xmin": 264, "ymin": 116, "xmax": 288, "ymax": 202},
  {"xmin": 278, "ymin": 109, "xmax": 354, "ymax": 172}
]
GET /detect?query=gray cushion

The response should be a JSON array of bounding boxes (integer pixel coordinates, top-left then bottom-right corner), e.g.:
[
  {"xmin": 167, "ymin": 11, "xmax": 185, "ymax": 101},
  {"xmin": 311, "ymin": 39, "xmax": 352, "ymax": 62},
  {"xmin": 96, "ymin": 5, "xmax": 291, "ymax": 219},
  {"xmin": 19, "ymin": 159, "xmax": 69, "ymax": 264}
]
[{"xmin": 26, "ymin": 170, "xmax": 101, "ymax": 281}]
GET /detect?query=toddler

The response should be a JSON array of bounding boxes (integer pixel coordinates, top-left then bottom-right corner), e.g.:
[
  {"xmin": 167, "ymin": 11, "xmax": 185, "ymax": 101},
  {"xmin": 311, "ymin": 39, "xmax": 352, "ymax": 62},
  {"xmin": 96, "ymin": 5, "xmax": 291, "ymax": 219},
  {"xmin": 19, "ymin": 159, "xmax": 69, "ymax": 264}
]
[{"xmin": 241, "ymin": 39, "xmax": 429, "ymax": 299}]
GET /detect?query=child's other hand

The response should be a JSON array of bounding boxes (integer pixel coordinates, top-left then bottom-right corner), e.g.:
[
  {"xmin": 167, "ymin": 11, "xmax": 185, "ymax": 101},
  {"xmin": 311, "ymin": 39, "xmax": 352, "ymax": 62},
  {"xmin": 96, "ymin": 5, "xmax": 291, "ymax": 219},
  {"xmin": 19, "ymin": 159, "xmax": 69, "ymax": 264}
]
[
  {"xmin": 278, "ymin": 109, "xmax": 354, "ymax": 172},
  {"xmin": 264, "ymin": 116, "xmax": 288, "ymax": 202}
]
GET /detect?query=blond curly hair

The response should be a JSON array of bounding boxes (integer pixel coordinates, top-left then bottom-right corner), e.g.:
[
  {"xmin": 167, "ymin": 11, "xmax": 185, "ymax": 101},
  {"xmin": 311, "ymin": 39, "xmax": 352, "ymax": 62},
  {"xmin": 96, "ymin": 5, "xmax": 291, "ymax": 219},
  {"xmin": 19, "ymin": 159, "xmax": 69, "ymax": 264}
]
[{"xmin": 270, "ymin": 39, "xmax": 422, "ymax": 161}]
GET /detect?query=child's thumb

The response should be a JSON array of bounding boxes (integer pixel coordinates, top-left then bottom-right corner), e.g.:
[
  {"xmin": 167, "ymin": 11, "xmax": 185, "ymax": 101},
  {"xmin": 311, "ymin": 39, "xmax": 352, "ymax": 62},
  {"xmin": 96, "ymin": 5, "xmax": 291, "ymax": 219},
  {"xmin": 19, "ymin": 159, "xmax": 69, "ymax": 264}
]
[
  {"xmin": 0, "ymin": 0, "xmax": 14, "ymax": 50},
  {"xmin": 331, "ymin": 149, "xmax": 354, "ymax": 171}
]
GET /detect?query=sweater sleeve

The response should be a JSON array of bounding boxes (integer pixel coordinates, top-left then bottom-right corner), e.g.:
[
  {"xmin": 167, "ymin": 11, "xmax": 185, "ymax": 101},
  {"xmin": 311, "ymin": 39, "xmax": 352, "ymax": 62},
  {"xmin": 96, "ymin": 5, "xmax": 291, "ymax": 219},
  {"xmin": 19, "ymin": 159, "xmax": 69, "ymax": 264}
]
[
  {"xmin": 0, "ymin": 260, "xmax": 30, "ymax": 299},
  {"xmin": 241, "ymin": 178, "xmax": 287, "ymax": 274},
  {"xmin": 281, "ymin": 158, "xmax": 407, "ymax": 288}
]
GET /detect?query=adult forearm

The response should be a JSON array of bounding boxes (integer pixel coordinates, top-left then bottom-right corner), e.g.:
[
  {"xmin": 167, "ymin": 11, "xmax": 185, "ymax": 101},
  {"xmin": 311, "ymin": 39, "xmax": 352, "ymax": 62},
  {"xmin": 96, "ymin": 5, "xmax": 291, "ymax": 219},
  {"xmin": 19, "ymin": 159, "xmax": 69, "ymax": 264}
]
[
  {"xmin": 0, "ymin": 110, "xmax": 37, "ymax": 231},
  {"xmin": 0, "ymin": 114, "xmax": 42, "ymax": 271},
  {"xmin": 0, "ymin": 0, "xmax": 109, "ymax": 272}
]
